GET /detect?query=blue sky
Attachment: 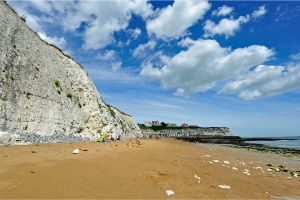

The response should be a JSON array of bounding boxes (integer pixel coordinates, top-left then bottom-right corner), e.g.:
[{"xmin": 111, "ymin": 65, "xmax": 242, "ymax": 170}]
[{"xmin": 8, "ymin": 0, "xmax": 300, "ymax": 137}]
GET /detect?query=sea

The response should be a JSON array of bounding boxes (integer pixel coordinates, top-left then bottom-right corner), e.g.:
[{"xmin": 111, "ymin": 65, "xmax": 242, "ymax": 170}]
[{"xmin": 246, "ymin": 137, "xmax": 300, "ymax": 150}]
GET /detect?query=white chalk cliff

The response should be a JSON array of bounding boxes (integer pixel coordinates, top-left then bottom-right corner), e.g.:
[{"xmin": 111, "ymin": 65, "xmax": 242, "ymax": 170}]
[{"xmin": 0, "ymin": 1, "xmax": 142, "ymax": 143}]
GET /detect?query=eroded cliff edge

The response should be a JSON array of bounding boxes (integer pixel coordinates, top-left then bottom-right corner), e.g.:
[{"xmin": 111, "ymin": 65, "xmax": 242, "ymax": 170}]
[{"xmin": 0, "ymin": 1, "xmax": 142, "ymax": 143}]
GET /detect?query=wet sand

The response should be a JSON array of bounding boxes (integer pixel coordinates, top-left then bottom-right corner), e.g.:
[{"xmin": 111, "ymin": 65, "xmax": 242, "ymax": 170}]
[{"xmin": 0, "ymin": 139, "xmax": 299, "ymax": 199}]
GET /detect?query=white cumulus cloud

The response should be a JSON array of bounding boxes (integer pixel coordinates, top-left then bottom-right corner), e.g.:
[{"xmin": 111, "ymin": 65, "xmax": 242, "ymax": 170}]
[
  {"xmin": 212, "ymin": 5, "xmax": 234, "ymax": 17},
  {"xmin": 133, "ymin": 40, "xmax": 156, "ymax": 58},
  {"xmin": 204, "ymin": 5, "xmax": 267, "ymax": 38},
  {"xmin": 251, "ymin": 5, "xmax": 267, "ymax": 19},
  {"xmin": 204, "ymin": 16, "xmax": 249, "ymax": 38},
  {"xmin": 146, "ymin": 0, "xmax": 211, "ymax": 39},
  {"xmin": 290, "ymin": 52, "xmax": 300, "ymax": 60},
  {"xmin": 221, "ymin": 63, "xmax": 300, "ymax": 100},
  {"xmin": 38, "ymin": 32, "xmax": 66, "ymax": 49},
  {"xmin": 95, "ymin": 50, "xmax": 116, "ymax": 61},
  {"xmin": 141, "ymin": 38, "xmax": 274, "ymax": 97}
]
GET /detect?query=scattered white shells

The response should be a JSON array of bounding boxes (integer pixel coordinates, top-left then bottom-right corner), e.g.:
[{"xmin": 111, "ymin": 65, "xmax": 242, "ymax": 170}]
[
  {"xmin": 275, "ymin": 168, "xmax": 280, "ymax": 172},
  {"xmin": 223, "ymin": 161, "xmax": 230, "ymax": 164},
  {"xmin": 209, "ymin": 161, "xmax": 214, "ymax": 164},
  {"xmin": 240, "ymin": 162, "xmax": 246, "ymax": 165},
  {"xmin": 218, "ymin": 185, "xmax": 231, "ymax": 189},
  {"xmin": 243, "ymin": 169, "xmax": 251, "ymax": 176},
  {"xmin": 202, "ymin": 154, "xmax": 211, "ymax": 157},
  {"xmin": 165, "ymin": 190, "xmax": 175, "ymax": 196},
  {"xmin": 232, "ymin": 167, "xmax": 238, "ymax": 170},
  {"xmin": 194, "ymin": 174, "xmax": 201, "ymax": 180},
  {"xmin": 72, "ymin": 149, "xmax": 80, "ymax": 154},
  {"xmin": 253, "ymin": 167, "xmax": 263, "ymax": 170},
  {"xmin": 213, "ymin": 160, "xmax": 219, "ymax": 163},
  {"xmin": 293, "ymin": 173, "xmax": 298, "ymax": 177},
  {"xmin": 243, "ymin": 172, "xmax": 251, "ymax": 176},
  {"xmin": 267, "ymin": 169, "xmax": 273, "ymax": 172}
]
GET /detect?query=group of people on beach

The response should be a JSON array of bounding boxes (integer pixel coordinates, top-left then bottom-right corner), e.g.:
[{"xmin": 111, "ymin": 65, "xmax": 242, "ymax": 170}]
[{"xmin": 97, "ymin": 133, "xmax": 122, "ymax": 142}]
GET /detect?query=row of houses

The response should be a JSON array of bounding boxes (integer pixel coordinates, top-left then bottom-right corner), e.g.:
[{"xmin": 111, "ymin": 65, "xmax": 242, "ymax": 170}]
[{"xmin": 142, "ymin": 121, "xmax": 199, "ymax": 128}]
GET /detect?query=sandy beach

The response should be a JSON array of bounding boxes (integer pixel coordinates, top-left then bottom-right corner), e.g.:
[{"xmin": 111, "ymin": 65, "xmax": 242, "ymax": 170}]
[{"xmin": 0, "ymin": 139, "xmax": 299, "ymax": 199}]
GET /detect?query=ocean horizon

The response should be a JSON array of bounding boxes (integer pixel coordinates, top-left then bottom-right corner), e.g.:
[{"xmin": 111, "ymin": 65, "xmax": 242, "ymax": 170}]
[{"xmin": 246, "ymin": 138, "xmax": 300, "ymax": 150}]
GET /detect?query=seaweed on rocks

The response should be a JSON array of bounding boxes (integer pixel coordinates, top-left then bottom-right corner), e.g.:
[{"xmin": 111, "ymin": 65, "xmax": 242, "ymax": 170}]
[{"xmin": 226, "ymin": 143, "xmax": 300, "ymax": 158}]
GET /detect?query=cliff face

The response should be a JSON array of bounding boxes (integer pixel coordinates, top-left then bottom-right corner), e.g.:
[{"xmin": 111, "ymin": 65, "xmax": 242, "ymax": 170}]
[
  {"xmin": 0, "ymin": 1, "xmax": 141, "ymax": 143},
  {"xmin": 141, "ymin": 127, "xmax": 233, "ymax": 137}
]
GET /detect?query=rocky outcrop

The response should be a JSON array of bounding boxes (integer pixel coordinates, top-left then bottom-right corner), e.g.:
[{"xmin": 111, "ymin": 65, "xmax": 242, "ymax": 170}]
[
  {"xmin": 142, "ymin": 127, "xmax": 233, "ymax": 137},
  {"xmin": 0, "ymin": 1, "xmax": 141, "ymax": 144}
]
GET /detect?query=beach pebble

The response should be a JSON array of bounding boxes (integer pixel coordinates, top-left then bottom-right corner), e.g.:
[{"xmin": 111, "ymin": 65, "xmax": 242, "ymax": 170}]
[
  {"xmin": 213, "ymin": 160, "xmax": 219, "ymax": 163},
  {"xmin": 275, "ymin": 168, "xmax": 280, "ymax": 172},
  {"xmin": 165, "ymin": 190, "xmax": 175, "ymax": 196},
  {"xmin": 244, "ymin": 169, "xmax": 249, "ymax": 172},
  {"xmin": 267, "ymin": 169, "xmax": 273, "ymax": 172},
  {"xmin": 223, "ymin": 161, "xmax": 230, "ymax": 164},
  {"xmin": 72, "ymin": 149, "xmax": 80, "ymax": 154},
  {"xmin": 202, "ymin": 154, "xmax": 211, "ymax": 157},
  {"xmin": 209, "ymin": 161, "xmax": 213, "ymax": 164},
  {"xmin": 218, "ymin": 185, "xmax": 231, "ymax": 189},
  {"xmin": 232, "ymin": 167, "xmax": 238, "ymax": 170},
  {"xmin": 240, "ymin": 162, "xmax": 246, "ymax": 166},
  {"xmin": 293, "ymin": 173, "xmax": 298, "ymax": 177}
]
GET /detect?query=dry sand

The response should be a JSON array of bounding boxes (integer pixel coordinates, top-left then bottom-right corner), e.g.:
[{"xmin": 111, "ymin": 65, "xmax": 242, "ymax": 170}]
[{"xmin": 0, "ymin": 139, "xmax": 299, "ymax": 199}]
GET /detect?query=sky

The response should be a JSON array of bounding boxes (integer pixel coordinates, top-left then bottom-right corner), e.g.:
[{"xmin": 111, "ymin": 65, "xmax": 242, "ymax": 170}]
[{"xmin": 7, "ymin": 0, "xmax": 300, "ymax": 137}]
